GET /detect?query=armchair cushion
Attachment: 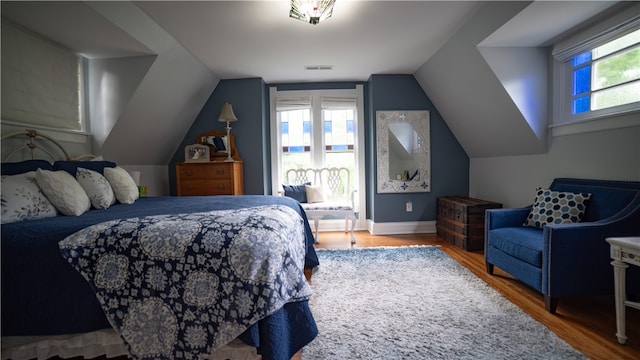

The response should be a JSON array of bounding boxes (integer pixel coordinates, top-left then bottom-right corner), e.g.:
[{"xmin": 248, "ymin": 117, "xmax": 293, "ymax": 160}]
[
  {"xmin": 523, "ymin": 188, "xmax": 591, "ymax": 228},
  {"xmin": 490, "ymin": 227, "xmax": 543, "ymax": 267}
]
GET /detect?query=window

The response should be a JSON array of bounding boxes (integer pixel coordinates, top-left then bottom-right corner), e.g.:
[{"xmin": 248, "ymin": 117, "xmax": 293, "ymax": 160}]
[
  {"xmin": 570, "ymin": 29, "xmax": 640, "ymax": 115},
  {"xmin": 552, "ymin": 7, "xmax": 640, "ymax": 133},
  {"xmin": 1, "ymin": 21, "xmax": 84, "ymax": 132},
  {"xmin": 275, "ymin": 92, "xmax": 357, "ymax": 182},
  {"xmin": 269, "ymin": 86, "xmax": 365, "ymax": 228}
]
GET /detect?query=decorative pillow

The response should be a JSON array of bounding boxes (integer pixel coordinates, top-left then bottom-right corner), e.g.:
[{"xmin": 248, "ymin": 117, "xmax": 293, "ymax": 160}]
[
  {"xmin": 306, "ymin": 185, "xmax": 325, "ymax": 203},
  {"xmin": 283, "ymin": 183, "xmax": 311, "ymax": 203},
  {"xmin": 35, "ymin": 169, "xmax": 91, "ymax": 216},
  {"xmin": 1, "ymin": 160, "xmax": 53, "ymax": 175},
  {"xmin": 104, "ymin": 167, "xmax": 139, "ymax": 204},
  {"xmin": 1, "ymin": 171, "xmax": 58, "ymax": 223},
  {"xmin": 76, "ymin": 167, "xmax": 115, "ymax": 209},
  {"xmin": 523, "ymin": 188, "xmax": 591, "ymax": 228},
  {"xmin": 53, "ymin": 160, "xmax": 117, "ymax": 176}
]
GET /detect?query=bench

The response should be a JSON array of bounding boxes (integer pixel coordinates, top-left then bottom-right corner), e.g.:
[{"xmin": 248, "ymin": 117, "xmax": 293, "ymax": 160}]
[{"xmin": 282, "ymin": 167, "xmax": 357, "ymax": 244}]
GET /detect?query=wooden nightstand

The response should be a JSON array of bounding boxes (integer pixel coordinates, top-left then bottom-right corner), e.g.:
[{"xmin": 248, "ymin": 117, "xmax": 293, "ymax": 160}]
[
  {"xmin": 176, "ymin": 130, "xmax": 244, "ymax": 196},
  {"xmin": 176, "ymin": 161, "xmax": 244, "ymax": 196}
]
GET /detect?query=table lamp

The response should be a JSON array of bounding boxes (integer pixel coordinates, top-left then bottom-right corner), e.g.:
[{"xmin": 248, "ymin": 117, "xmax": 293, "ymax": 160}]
[{"xmin": 218, "ymin": 102, "xmax": 238, "ymax": 162}]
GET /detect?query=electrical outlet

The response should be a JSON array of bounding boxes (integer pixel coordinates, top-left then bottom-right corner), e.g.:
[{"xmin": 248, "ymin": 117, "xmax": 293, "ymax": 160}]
[{"xmin": 406, "ymin": 201, "xmax": 412, "ymax": 212}]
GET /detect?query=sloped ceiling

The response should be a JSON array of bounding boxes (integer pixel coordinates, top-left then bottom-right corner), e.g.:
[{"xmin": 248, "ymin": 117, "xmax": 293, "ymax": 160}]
[
  {"xmin": 414, "ymin": 1, "xmax": 620, "ymax": 158},
  {"xmin": 1, "ymin": 1, "xmax": 622, "ymax": 163}
]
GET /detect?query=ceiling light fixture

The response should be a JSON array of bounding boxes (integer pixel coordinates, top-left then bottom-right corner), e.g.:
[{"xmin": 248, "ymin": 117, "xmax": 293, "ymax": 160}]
[{"xmin": 290, "ymin": 0, "xmax": 336, "ymax": 25}]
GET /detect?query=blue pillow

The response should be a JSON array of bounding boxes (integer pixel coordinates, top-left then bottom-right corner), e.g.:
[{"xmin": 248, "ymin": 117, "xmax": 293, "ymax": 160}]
[
  {"xmin": 53, "ymin": 160, "xmax": 117, "ymax": 176},
  {"xmin": 1, "ymin": 160, "xmax": 53, "ymax": 175},
  {"xmin": 283, "ymin": 183, "xmax": 311, "ymax": 203}
]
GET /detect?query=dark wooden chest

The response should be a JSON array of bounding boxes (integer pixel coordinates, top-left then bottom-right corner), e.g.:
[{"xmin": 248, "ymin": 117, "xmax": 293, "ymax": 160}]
[{"xmin": 436, "ymin": 196, "xmax": 502, "ymax": 251}]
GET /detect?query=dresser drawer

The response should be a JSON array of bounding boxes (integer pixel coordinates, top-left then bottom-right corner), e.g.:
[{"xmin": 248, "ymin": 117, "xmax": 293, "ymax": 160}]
[
  {"xmin": 179, "ymin": 179, "xmax": 234, "ymax": 196},
  {"xmin": 176, "ymin": 161, "xmax": 243, "ymax": 196},
  {"xmin": 177, "ymin": 163, "xmax": 233, "ymax": 180}
]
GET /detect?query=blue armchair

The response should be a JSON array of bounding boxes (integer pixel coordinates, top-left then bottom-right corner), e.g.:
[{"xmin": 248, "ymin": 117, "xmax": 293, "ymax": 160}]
[{"xmin": 485, "ymin": 178, "xmax": 640, "ymax": 313}]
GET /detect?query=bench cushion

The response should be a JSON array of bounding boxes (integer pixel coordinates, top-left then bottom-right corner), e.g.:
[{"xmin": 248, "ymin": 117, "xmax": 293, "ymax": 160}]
[{"xmin": 302, "ymin": 201, "xmax": 354, "ymax": 212}]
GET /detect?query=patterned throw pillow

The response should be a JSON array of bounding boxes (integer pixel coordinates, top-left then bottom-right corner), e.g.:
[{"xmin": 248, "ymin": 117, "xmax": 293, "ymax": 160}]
[
  {"xmin": 76, "ymin": 167, "xmax": 116, "ymax": 209},
  {"xmin": 1, "ymin": 171, "xmax": 58, "ymax": 223},
  {"xmin": 523, "ymin": 188, "xmax": 591, "ymax": 228},
  {"xmin": 104, "ymin": 167, "xmax": 139, "ymax": 204},
  {"xmin": 36, "ymin": 169, "xmax": 91, "ymax": 216}
]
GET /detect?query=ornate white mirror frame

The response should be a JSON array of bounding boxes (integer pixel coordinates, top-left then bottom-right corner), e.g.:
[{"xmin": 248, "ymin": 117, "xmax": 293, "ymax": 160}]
[{"xmin": 376, "ymin": 110, "xmax": 430, "ymax": 193}]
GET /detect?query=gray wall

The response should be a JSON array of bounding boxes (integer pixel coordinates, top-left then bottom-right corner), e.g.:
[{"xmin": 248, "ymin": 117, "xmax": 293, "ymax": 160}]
[
  {"xmin": 413, "ymin": 1, "xmax": 640, "ymax": 209},
  {"xmin": 470, "ymin": 125, "xmax": 640, "ymax": 208}
]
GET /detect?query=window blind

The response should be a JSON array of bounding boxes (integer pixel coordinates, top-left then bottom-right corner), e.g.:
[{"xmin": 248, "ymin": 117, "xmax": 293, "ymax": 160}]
[
  {"xmin": 321, "ymin": 96, "xmax": 357, "ymax": 109},
  {"xmin": 275, "ymin": 96, "xmax": 312, "ymax": 111},
  {"xmin": 552, "ymin": 7, "xmax": 640, "ymax": 62},
  {"xmin": 1, "ymin": 22, "xmax": 82, "ymax": 131}
]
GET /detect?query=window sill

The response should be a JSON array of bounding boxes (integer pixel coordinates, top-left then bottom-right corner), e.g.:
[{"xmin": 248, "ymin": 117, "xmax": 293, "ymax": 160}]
[
  {"xmin": 550, "ymin": 110, "xmax": 640, "ymax": 136},
  {"xmin": 1, "ymin": 120, "xmax": 90, "ymax": 144}
]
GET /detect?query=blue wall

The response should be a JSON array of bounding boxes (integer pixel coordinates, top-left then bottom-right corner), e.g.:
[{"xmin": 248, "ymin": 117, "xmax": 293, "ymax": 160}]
[
  {"xmin": 169, "ymin": 78, "xmax": 266, "ymax": 195},
  {"xmin": 172, "ymin": 75, "xmax": 469, "ymax": 223},
  {"xmin": 368, "ymin": 74, "xmax": 469, "ymax": 222}
]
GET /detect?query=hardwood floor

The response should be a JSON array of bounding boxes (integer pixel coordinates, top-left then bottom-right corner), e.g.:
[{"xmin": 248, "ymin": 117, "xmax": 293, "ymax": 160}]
[{"xmin": 297, "ymin": 231, "xmax": 640, "ymax": 360}]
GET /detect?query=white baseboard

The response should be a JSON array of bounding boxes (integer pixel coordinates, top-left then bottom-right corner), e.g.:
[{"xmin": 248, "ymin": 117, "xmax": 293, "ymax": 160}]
[
  {"xmin": 307, "ymin": 218, "xmax": 437, "ymax": 235},
  {"xmin": 367, "ymin": 220, "xmax": 437, "ymax": 235}
]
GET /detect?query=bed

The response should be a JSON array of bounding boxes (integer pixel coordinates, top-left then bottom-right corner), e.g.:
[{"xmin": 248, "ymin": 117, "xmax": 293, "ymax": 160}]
[{"xmin": 1, "ymin": 130, "xmax": 319, "ymax": 360}]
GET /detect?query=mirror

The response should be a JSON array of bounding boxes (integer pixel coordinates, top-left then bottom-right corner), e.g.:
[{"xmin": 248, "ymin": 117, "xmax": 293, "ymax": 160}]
[{"xmin": 376, "ymin": 110, "xmax": 430, "ymax": 193}]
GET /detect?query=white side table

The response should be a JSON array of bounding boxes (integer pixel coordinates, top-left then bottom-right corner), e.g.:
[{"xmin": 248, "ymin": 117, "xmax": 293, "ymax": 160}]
[{"xmin": 606, "ymin": 236, "xmax": 640, "ymax": 344}]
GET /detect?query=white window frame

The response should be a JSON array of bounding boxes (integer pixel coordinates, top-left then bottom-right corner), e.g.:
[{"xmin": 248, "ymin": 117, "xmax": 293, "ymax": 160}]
[
  {"xmin": 269, "ymin": 85, "xmax": 366, "ymax": 230},
  {"xmin": 550, "ymin": 6, "xmax": 640, "ymax": 136}
]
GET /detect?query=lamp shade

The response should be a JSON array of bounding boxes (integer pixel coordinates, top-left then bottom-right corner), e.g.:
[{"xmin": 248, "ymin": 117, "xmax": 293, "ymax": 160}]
[{"xmin": 218, "ymin": 103, "xmax": 238, "ymax": 123}]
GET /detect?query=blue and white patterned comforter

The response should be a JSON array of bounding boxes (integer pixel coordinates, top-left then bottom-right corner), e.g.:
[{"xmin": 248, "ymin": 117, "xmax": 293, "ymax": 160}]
[{"xmin": 59, "ymin": 204, "xmax": 312, "ymax": 360}]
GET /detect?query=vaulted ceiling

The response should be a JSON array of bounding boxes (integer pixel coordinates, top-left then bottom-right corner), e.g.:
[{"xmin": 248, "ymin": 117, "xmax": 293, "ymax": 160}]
[{"xmin": 1, "ymin": 1, "xmax": 623, "ymax": 163}]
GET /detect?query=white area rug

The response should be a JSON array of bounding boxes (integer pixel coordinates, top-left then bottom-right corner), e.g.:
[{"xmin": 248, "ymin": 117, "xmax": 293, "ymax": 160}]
[{"xmin": 301, "ymin": 246, "xmax": 585, "ymax": 359}]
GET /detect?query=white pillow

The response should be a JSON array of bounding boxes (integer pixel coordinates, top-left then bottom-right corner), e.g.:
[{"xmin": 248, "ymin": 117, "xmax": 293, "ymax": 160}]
[
  {"xmin": 305, "ymin": 185, "xmax": 325, "ymax": 203},
  {"xmin": 35, "ymin": 169, "xmax": 91, "ymax": 216},
  {"xmin": 76, "ymin": 167, "xmax": 115, "ymax": 209},
  {"xmin": 1, "ymin": 171, "xmax": 58, "ymax": 223},
  {"xmin": 104, "ymin": 167, "xmax": 139, "ymax": 204}
]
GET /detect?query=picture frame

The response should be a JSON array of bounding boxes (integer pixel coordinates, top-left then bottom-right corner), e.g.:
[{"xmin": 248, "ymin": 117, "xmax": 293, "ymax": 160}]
[{"xmin": 184, "ymin": 144, "xmax": 210, "ymax": 162}]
